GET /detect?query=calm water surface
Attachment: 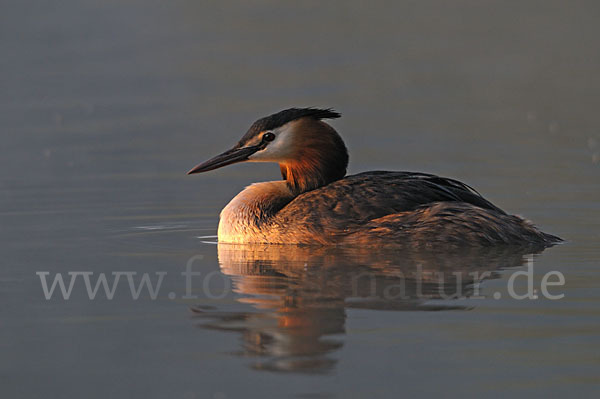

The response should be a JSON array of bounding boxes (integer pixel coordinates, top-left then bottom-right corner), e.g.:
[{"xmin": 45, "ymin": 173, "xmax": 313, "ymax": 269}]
[{"xmin": 2, "ymin": 1, "xmax": 600, "ymax": 398}]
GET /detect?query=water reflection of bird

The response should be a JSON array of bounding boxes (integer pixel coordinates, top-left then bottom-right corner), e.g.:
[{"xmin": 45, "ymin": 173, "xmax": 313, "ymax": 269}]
[
  {"xmin": 191, "ymin": 244, "xmax": 533, "ymax": 373},
  {"xmin": 188, "ymin": 108, "xmax": 561, "ymax": 247}
]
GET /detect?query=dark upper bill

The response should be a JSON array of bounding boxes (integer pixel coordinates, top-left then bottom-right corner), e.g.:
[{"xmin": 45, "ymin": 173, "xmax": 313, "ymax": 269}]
[{"xmin": 187, "ymin": 145, "xmax": 262, "ymax": 174}]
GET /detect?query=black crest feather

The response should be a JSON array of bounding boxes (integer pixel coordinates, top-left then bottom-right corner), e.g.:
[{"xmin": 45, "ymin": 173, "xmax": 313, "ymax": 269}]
[{"xmin": 238, "ymin": 107, "xmax": 341, "ymax": 145}]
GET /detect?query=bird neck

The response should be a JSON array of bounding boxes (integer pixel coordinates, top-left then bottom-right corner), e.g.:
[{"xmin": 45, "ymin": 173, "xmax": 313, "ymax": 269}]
[{"xmin": 279, "ymin": 121, "xmax": 348, "ymax": 196}]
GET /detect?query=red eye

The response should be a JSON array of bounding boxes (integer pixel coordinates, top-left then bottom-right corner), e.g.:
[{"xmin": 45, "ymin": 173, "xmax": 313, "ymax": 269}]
[{"xmin": 263, "ymin": 132, "xmax": 275, "ymax": 142}]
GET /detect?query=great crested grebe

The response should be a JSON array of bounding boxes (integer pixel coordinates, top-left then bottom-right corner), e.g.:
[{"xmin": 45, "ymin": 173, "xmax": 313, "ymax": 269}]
[{"xmin": 188, "ymin": 108, "xmax": 561, "ymax": 248}]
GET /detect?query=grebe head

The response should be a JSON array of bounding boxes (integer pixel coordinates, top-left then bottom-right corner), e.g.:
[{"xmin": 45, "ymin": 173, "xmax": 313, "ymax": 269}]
[{"xmin": 188, "ymin": 108, "xmax": 349, "ymax": 195}]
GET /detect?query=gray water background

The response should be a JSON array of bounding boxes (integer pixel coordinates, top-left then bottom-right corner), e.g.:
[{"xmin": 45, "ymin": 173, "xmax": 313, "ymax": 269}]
[{"xmin": 2, "ymin": 1, "xmax": 600, "ymax": 398}]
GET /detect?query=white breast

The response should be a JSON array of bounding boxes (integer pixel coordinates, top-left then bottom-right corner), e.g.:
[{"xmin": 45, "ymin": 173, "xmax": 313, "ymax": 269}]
[{"xmin": 217, "ymin": 181, "xmax": 293, "ymax": 243}]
